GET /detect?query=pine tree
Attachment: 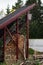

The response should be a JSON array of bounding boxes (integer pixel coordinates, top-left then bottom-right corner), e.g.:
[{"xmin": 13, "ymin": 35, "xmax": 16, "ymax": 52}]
[
  {"xmin": 15, "ymin": 0, "xmax": 23, "ymax": 9},
  {"xmin": 6, "ymin": 5, "xmax": 10, "ymax": 14},
  {"xmin": 25, "ymin": 0, "xmax": 42, "ymax": 38},
  {"xmin": 26, "ymin": 0, "xmax": 36, "ymax": 6}
]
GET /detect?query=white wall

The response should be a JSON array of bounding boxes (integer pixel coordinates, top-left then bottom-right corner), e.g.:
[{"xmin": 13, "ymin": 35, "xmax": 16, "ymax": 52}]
[{"xmin": 29, "ymin": 39, "xmax": 43, "ymax": 52}]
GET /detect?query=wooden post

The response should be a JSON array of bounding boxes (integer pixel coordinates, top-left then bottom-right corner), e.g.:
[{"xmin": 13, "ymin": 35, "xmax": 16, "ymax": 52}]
[
  {"xmin": 3, "ymin": 27, "xmax": 6, "ymax": 61},
  {"xmin": 16, "ymin": 19, "xmax": 19, "ymax": 60},
  {"xmin": 26, "ymin": 13, "xmax": 29, "ymax": 58}
]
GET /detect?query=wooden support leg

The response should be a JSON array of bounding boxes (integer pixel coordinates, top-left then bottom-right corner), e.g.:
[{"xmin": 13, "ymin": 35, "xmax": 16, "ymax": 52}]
[
  {"xmin": 16, "ymin": 19, "xmax": 19, "ymax": 60},
  {"xmin": 3, "ymin": 27, "xmax": 6, "ymax": 61},
  {"xmin": 26, "ymin": 13, "xmax": 29, "ymax": 58}
]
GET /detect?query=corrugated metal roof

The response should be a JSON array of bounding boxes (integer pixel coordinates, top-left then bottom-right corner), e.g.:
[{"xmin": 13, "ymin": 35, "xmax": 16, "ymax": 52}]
[
  {"xmin": 0, "ymin": 3, "xmax": 36, "ymax": 29},
  {"xmin": 0, "ymin": 6, "xmax": 27, "ymax": 24}
]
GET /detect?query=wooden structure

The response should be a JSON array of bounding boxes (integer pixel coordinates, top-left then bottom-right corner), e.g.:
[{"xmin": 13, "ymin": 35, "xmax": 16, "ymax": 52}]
[{"xmin": 0, "ymin": 3, "xmax": 36, "ymax": 61}]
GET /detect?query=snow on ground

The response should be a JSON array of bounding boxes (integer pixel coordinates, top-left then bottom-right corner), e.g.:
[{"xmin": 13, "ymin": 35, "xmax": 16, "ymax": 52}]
[{"xmin": 29, "ymin": 39, "xmax": 43, "ymax": 52}]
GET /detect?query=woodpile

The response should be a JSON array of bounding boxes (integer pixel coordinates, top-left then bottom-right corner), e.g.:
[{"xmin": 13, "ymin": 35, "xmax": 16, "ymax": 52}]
[{"xmin": 4, "ymin": 34, "xmax": 25, "ymax": 65}]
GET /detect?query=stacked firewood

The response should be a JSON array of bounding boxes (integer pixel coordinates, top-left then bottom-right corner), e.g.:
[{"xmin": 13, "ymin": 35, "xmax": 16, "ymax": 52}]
[{"xmin": 4, "ymin": 34, "xmax": 25, "ymax": 65}]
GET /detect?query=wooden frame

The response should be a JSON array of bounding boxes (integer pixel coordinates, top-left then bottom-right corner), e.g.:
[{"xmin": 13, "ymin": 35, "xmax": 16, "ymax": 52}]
[{"xmin": 0, "ymin": 3, "xmax": 36, "ymax": 61}]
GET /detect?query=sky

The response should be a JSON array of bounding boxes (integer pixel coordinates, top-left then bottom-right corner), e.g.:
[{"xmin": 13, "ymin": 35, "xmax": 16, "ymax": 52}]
[
  {"xmin": 0, "ymin": 0, "xmax": 43, "ymax": 13},
  {"xmin": 0, "ymin": 0, "xmax": 26, "ymax": 13}
]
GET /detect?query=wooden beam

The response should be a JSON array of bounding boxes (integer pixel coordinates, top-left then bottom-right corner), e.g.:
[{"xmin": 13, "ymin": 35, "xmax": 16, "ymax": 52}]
[
  {"xmin": 26, "ymin": 13, "xmax": 29, "ymax": 58},
  {"xmin": 16, "ymin": 19, "xmax": 19, "ymax": 60},
  {"xmin": 3, "ymin": 27, "xmax": 6, "ymax": 61},
  {"xmin": 6, "ymin": 27, "xmax": 15, "ymax": 41}
]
